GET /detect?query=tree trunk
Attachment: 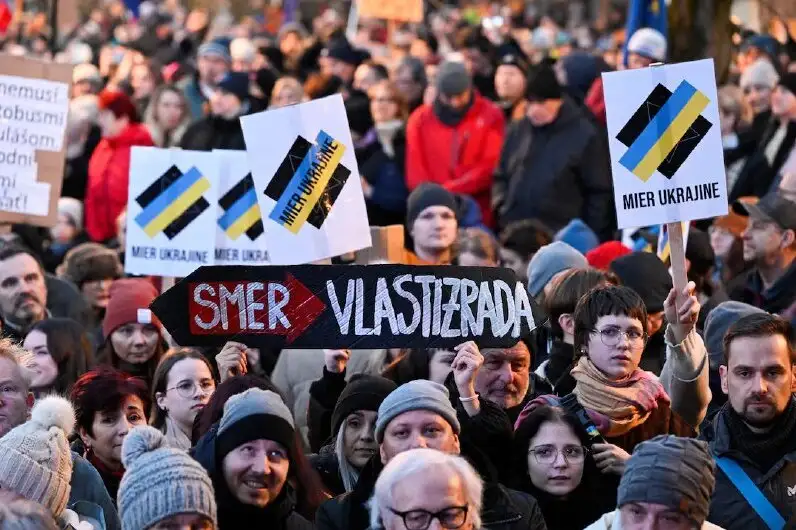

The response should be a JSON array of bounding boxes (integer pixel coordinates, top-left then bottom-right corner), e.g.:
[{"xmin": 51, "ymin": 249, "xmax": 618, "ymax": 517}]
[{"xmin": 668, "ymin": 0, "xmax": 733, "ymax": 84}]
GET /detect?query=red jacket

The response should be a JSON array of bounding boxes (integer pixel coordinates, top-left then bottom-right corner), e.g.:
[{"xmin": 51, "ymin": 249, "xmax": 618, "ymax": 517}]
[
  {"xmin": 85, "ymin": 123, "xmax": 154, "ymax": 242},
  {"xmin": 406, "ymin": 93, "xmax": 505, "ymax": 227}
]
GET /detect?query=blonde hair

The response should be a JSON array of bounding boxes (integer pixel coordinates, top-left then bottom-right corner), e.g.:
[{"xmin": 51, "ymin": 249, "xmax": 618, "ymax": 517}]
[
  {"xmin": 367, "ymin": 80, "xmax": 409, "ymax": 121},
  {"xmin": 0, "ymin": 338, "xmax": 30, "ymax": 391},
  {"xmin": 271, "ymin": 76, "xmax": 305, "ymax": 106}
]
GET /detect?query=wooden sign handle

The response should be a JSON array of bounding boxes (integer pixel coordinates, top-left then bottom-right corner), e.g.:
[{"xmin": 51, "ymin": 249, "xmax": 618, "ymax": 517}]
[{"xmin": 666, "ymin": 222, "xmax": 689, "ymax": 309}]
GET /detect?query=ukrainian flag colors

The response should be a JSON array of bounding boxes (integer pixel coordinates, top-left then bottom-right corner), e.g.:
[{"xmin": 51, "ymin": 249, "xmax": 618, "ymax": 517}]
[
  {"xmin": 619, "ymin": 81, "xmax": 710, "ymax": 182},
  {"xmin": 135, "ymin": 166, "xmax": 211, "ymax": 239},
  {"xmin": 218, "ymin": 173, "xmax": 264, "ymax": 241}
]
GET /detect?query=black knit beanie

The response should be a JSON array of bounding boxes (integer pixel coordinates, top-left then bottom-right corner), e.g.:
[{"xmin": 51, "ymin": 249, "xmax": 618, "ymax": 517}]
[
  {"xmin": 526, "ymin": 64, "xmax": 562, "ymax": 101},
  {"xmin": 331, "ymin": 375, "xmax": 397, "ymax": 436},
  {"xmin": 609, "ymin": 251, "xmax": 673, "ymax": 313},
  {"xmin": 406, "ymin": 183, "xmax": 458, "ymax": 229}
]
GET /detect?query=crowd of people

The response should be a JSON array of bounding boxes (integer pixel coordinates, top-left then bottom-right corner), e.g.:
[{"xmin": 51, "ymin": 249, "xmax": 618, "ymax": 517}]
[{"xmin": 0, "ymin": 1, "xmax": 795, "ymax": 529}]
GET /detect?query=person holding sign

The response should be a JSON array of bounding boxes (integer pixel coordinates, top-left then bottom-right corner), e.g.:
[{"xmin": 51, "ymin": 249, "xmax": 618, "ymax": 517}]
[{"xmin": 516, "ymin": 283, "xmax": 710, "ymax": 474}]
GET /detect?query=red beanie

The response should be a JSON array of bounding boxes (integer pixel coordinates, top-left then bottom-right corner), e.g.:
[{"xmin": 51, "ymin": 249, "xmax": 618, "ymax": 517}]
[
  {"xmin": 102, "ymin": 278, "xmax": 162, "ymax": 339},
  {"xmin": 586, "ymin": 241, "xmax": 632, "ymax": 271},
  {"xmin": 98, "ymin": 89, "xmax": 140, "ymax": 123}
]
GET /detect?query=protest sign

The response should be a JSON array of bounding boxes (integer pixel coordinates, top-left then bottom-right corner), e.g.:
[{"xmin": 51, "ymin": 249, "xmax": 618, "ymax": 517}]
[
  {"xmin": 151, "ymin": 264, "xmax": 544, "ymax": 349},
  {"xmin": 602, "ymin": 59, "xmax": 728, "ymax": 230},
  {"xmin": 214, "ymin": 150, "xmax": 269, "ymax": 266},
  {"xmin": 125, "ymin": 147, "xmax": 218, "ymax": 277},
  {"xmin": 357, "ymin": 0, "xmax": 423, "ymax": 23},
  {"xmin": 240, "ymin": 94, "xmax": 371, "ymax": 265},
  {"xmin": 0, "ymin": 55, "xmax": 71, "ymax": 227}
]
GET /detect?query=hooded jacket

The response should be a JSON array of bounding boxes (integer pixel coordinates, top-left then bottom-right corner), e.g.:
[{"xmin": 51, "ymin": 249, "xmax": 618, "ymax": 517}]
[
  {"xmin": 492, "ymin": 98, "xmax": 614, "ymax": 240},
  {"xmin": 701, "ymin": 403, "xmax": 796, "ymax": 529},
  {"xmin": 85, "ymin": 123, "xmax": 154, "ymax": 242},
  {"xmin": 191, "ymin": 422, "xmax": 315, "ymax": 530},
  {"xmin": 406, "ymin": 92, "xmax": 505, "ymax": 228}
]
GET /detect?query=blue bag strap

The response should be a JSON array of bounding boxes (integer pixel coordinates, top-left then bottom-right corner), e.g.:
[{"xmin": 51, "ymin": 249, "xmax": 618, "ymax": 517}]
[{"xmin": 714, "ymin": 456, "xmax": 786, "ymax": 530}]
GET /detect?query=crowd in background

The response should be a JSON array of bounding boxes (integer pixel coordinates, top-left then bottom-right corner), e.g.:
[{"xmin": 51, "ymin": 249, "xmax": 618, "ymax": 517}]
[{"xmin": 0, "ymin": 1, "xmax": 795, "ymax": 529}]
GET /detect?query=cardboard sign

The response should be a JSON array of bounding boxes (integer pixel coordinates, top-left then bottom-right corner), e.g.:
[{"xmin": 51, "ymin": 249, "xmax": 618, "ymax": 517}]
[
  {"xmin": 151, "ymin": 264, "xmax": 544, "ymax": 349},
  {"xmin": 0, "ymin": 55, "xmax": 71, "ymax": 227},
  {"xmin": 214, "ymin": 150, "xmax": 269, "ymax": 266},
  {"xmin": 602, "ymin": 59, "xmax": 728, "ymax": 229},
  {"xmin": 358, "ymin": 0, "xmax": 423, "ymax": 23},
  {"xmin": 239, "ymin": 94, "xmax": 371, "ymax": 265},
  {"xmin": 125, "ymin": 147, "xmax": 218, "ymax": 277}
]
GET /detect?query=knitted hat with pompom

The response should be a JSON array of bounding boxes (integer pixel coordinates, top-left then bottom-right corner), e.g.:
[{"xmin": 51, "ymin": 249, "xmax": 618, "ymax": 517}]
[
  {"xmin": 0, "ymin": 396, "xmax": 75, "ymax": 517},
  {"xmin": 118, "ymin": 426, "xmax": 216, "ymax": 530}
]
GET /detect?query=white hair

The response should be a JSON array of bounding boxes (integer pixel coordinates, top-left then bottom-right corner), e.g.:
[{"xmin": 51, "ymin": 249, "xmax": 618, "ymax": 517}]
[
  {"xmin": 335, "ymin": 425, "xmax": 361, "ymax": 492},
  {"xmin": 368, "ymin": 448, "xmax": 483, "ymax": 530}
]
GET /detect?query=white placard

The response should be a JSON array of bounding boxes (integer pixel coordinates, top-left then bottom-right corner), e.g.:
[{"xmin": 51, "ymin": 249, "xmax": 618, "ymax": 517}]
[
  {"xmin": 602, "ymin": 59, "xmax": 728, "ymax": 229},
  {"xmin": 214, "ymin": 150, "xmax": 270, "ymax": 265},
  {"xmin": 240, "ymin": 94, "xmax": 372, "ymax": 265},
  {"xmin": 125, "ymin": 147, "xmax": 218, "ymax": 277}
]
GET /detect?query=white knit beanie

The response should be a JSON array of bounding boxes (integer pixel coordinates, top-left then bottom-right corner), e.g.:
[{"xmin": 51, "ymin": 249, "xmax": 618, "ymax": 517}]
[{"xmin": 0, "ymin": 396, "xmax": 75, "ymax": 517}]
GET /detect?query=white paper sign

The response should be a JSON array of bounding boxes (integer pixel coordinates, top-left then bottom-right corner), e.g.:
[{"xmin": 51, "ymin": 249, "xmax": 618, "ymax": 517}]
[
  {"xmin": 602, "ymin": 59, "xmax": 728, "ymax": 229},
  {"xmin": 0, "ymin": 74, "xmax": 68, "ymax": 219},
  {"xmin": 240, "ymin": 94, "xmax": 372, "ymax": 265},
  {"xmin": 125, "ymin": 147, "xmax": 218, "ymax": 277},
  {"xmin": 214, "ymin": 150, "xmax": 270, "ymax": 265}
]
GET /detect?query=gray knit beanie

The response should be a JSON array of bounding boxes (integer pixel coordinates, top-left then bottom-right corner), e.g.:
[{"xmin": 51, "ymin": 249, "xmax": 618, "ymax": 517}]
[
  {"xmin": 436, "ymin": 61, "xmax": 472, "ymax": 97},
  {"xmin": 375, "ymin": 380, "xmax": 460, "ymax": 443},
  {"xmin": 526, "ymin": 241, "xmax": 588, "ymax": 297},
  {"xmin": 217, "ymin": 388, "xmax": 296, "ymax": 460},
  {"xmin": 618, "ymin": 435, "xmax": 715, "ymax": 526},
  {"xmin": 704, "ymin": 301, "xmax": 765, "ymax": 368},
  {"xmin": 118, "ymin": 426, "xmax": 216, "ymax": 530}
]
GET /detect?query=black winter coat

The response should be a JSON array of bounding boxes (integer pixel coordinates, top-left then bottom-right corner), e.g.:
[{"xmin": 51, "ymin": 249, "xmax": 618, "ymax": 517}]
[
  {"xmin": 492, "ymin": 98, "xmax": 614, "ymax": 240},
  {"xmin": 179, "ymin": 113, "xmax": 248, "ymax": 152},
  {"xmin": 703, "ymin": 404, "xmax": 796, "ymax": 529},
  {"xmin": 727, "ymin": 260, "xmax": 796, "ymax": 317}
]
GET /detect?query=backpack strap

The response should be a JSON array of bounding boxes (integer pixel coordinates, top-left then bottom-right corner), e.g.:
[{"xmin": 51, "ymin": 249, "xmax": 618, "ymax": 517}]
[{"xmin": 714, "ymin": 456, "xmax": 786, "ymax": 530}]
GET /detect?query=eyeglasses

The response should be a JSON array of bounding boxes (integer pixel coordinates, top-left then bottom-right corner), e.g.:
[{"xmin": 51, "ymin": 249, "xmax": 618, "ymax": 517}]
[
  {"xmin": 388, "ymin": 505, "xmax": 469, "ymax": 530},
  {"xmin": 528, "ymin": 444, "xmax": 588, "ymax": 465},
  {"xmin": 372, "ymin": 97, "xmax": 396, "ymax": 104},
  {"xmin": 743, "ymin": 84, "xmax": 770, "ymax": 94},
  {"xmin": 167, "ymin": 379, "xmax": 215, "ymax": 399},
  {"xmin": 591, "ymin": 327, "xmax": 647, "ymax": 348}
]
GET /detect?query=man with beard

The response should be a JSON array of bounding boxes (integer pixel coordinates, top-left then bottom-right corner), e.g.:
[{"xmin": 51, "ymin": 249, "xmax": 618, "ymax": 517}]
[
  {"xmin": 704, "ymin": 312, "xmax": 796, "ymax": 528},
  {"xmin": 406, "ymin": 60, "xmax": 504, "ymax": 228},
  {"xmin": 0, "ymin": 245, "xmax": 90, "ymax": 342}
]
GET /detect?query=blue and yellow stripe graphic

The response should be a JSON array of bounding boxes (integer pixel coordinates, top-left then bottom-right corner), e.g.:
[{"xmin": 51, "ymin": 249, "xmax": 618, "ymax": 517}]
[
  {"xmin": 134, "ymin": 166, "xmax": 211, "ymax": 239},
  {"xmin": 619, "ymin": 81, "xmax": 710, "ymax": 182},
  {"xmin": 268, "ymin": 130, "xmax": 347, "ymax": 234},
  {"xmin": 218, "ymin": 173, "xmax": 264, "ymax": 241}
]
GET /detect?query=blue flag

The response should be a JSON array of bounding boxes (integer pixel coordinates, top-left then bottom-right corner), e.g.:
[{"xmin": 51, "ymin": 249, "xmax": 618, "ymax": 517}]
[{"xmin": 624, "ymin": 0, "xmax": 668, "ymax": 66}]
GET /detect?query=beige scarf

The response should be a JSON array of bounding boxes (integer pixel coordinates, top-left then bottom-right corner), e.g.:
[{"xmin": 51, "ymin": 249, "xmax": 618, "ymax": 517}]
[
  {"xmin": 163, "ymin": 416, "xmax": 193, "ymax": 451},
  {"xmin": 571, "ymin": 357, "xmax": 670, "ymax": 437}
]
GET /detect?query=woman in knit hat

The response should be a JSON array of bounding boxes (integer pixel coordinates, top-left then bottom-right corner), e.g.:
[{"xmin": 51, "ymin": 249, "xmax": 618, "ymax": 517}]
[
  {"xmin": 308, "ymin": 373, "xmax": 397, "ymax": 494},
  {"xmin": 150, "ymin": 348, "xmax": 217, "ymax": 450},
  {"xmin": 45, "ymin": 197, "xmax": 88, "ymax": 272},
  {"xmin": 71, "ymin": 367, "xmax": 151, "ymax": 503},
  {"xmin": 118, "ymin": 426, "xmax": 216, "ymax": 530},
  {"xmin": 191, "ymin": 387, "xmax": 326, "ymax": 529},
  {"xmin": 57, "ymin": 242, "xmax": 123, "ymax": 333},
  {"xmin": 22, "ymin": 317, "xmax": 95, "ymax": 397},
  {"xmin": 98, "ymin": 278, "xmax": 164, "ymax": 388}
]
